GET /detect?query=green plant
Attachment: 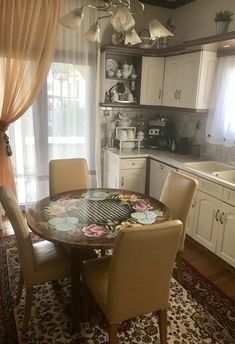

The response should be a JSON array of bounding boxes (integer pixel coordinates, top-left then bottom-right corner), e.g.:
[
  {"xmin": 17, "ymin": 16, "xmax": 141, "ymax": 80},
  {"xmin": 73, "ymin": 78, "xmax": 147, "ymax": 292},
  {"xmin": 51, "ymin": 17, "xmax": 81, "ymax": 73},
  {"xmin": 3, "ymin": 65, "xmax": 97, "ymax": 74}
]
[{"xmin": 214, "ymin": 10, "xmax": 234, "ymax": 22}]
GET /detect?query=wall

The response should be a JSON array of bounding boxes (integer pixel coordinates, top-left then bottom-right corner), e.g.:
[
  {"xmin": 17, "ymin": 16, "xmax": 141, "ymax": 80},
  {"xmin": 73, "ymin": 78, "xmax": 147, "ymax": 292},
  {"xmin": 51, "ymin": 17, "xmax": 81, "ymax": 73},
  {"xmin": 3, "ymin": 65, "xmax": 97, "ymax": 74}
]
[{"xmin": 172, "ymin": 0, "xmax": 235, "ymax": 44}]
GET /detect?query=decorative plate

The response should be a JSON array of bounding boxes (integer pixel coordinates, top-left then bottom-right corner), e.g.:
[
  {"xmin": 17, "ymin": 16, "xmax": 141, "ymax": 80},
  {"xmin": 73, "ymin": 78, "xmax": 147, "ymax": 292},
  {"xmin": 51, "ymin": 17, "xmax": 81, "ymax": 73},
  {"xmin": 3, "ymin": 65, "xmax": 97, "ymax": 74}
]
[
  {"xmin": 48, "ymin": 217, "xmax": 78, "ymax": 231},
  {"xmin": 106, "ymin": 58, "xmax": 118, "ymax": 72},
  {"xmin": 82, "ymin": 191, "xmax": 108, "ymax": 201},
  {"xmin": 131, "ymin": 211, "xmax": 157, "ymax": 224}
]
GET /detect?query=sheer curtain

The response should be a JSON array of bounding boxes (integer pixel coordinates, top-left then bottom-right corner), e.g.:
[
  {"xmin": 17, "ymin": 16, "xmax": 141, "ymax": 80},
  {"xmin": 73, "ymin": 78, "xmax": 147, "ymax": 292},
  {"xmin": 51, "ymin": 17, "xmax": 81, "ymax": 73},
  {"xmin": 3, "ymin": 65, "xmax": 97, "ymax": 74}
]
[
  {"xmin": 0, "ymin": 0, "xmax": 61, "ymax": 194},
  {"xmin": 8, "ymin": 0, "xmax": 101, "ymax": 207},
  {"xmin": 206, "ymin": 56, "xmax": 235, "ymax": 147}
]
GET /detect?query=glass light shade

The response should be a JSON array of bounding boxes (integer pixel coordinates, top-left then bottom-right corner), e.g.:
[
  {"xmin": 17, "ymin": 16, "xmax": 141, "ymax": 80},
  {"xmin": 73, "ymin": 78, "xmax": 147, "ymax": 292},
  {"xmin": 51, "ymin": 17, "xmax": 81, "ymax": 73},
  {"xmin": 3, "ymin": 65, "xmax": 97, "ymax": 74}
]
[
  {"xmin": 60, "ymin": 8, "xmax": 84, "ymax": 30},
  {"xmin": 84, "ymin": 22, "xmax": 101, "ymax": 43},
  {"xmin": 125, "ymin": 28, "xmax": 142, "ymax": 45},
  {"xmin": 149, "ymin": 19, "xmax": 174, "ymax": 40},
  {"xmin": 111, "ymin": 6, "xmax": 135, "ymax": 33}
]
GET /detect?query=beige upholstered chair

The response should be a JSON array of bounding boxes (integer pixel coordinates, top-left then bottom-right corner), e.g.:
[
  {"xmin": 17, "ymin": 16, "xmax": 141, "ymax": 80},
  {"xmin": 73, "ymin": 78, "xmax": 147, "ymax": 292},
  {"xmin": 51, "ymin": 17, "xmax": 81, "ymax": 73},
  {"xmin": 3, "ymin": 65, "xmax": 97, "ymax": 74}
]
[
  {"xmin": 49, "ymin": 158, "xmax": 89, "ymax": 198},
  {"xmin": 160, "ymin": 171, "xmax": 198, "ymax": 284},
  {"xmin": 0, "ymin": 186, "xmax": 70, "ymax": 332},
  {"xmin": 83, "ymin": 220, "xmax": 182, "ymax": 344}
]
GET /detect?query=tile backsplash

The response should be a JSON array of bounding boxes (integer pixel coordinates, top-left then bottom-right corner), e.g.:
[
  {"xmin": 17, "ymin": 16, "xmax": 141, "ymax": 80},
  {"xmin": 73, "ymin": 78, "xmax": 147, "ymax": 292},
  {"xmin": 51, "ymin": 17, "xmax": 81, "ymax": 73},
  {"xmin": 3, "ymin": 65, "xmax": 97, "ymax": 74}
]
[{"xmin": 100, "ymin": 106, "xmax": 235, "ymax": 164}]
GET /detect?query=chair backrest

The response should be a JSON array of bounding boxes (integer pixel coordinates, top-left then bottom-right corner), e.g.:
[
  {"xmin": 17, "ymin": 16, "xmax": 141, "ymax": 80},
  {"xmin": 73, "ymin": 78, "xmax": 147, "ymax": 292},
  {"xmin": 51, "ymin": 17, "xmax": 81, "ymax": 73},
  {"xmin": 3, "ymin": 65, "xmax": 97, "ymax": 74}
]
[
  {"xmin": 0, "ymin": 186, "xmax": 35, "ymax": 278},
  {"xmin": 107, "ymin": 220, "xmax": 182, "ymax": 323},
  {"xmin": 160, "ymin": 171, "xmax": 198, "ymax": 251},
  {"xmin": 49, "ymin": 158, "xmax": 89, "ymax": 197}
]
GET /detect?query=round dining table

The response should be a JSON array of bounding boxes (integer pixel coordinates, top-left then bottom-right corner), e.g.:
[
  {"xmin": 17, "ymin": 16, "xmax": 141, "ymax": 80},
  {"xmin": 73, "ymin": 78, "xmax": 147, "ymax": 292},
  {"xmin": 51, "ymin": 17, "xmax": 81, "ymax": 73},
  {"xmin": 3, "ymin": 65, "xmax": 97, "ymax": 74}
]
[{"xmin": 26, "ymin": 188, "xmax": 171, "ymax": 331}]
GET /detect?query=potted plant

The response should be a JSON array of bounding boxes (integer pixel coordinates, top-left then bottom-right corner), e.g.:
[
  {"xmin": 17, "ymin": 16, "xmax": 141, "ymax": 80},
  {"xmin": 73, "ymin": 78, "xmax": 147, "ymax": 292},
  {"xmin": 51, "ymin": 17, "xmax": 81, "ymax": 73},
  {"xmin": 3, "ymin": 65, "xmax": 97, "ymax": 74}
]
[{"xmin": 214, "ymin": 10, "xmax": 234, "ymax": 34}]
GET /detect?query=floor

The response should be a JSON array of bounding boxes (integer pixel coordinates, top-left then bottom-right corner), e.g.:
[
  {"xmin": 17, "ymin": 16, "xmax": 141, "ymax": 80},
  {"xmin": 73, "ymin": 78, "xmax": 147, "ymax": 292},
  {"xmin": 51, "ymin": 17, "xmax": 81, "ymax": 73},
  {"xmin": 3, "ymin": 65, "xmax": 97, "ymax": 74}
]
[{"xmin": 1, "ymin": 217, "xmax": 235, "ymax": 302}]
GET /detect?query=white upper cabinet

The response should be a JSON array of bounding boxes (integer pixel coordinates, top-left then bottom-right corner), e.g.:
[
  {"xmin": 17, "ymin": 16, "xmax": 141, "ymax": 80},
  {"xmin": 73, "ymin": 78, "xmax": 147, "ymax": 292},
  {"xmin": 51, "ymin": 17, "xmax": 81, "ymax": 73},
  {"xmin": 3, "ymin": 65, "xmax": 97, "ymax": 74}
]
[
  {"xmin": 162, "ymin": 51, "xmax": 217, "ymax": 110},
  {"xmin": 140, "ymin": 57, "xmax": 165, "ymax": 106}
]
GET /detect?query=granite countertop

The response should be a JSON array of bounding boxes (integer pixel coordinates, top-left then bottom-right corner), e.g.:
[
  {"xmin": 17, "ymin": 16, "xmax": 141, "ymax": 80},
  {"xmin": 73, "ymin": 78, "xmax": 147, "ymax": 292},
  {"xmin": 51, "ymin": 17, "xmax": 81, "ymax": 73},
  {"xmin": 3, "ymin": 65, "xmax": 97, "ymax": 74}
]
[{"xmin": 104, "ymin": 147, "xmax": 235, "ymax": 191}]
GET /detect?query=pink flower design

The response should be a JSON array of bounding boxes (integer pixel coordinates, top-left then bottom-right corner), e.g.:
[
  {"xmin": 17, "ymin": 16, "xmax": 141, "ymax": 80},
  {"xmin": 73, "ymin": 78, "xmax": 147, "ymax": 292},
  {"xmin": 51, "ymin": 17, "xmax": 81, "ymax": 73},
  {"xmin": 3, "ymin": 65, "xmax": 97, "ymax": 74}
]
[
  {"xmin": 82, "ymin": 224, "xmax": 108, "ymax": 237},
  {"xmin": 132, "ymin": 201, "xmax": 152, "ymax": 212}
]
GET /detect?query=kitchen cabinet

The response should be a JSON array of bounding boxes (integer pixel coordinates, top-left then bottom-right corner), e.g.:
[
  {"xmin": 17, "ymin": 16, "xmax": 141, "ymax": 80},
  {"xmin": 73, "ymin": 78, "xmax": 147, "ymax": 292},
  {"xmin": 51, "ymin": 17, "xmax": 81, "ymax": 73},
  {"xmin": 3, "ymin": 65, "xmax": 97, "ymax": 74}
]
[
  {"xmin": 140, "ymin": 57, "xmax": 165, "ymax": 106},
  {"xmin": 162, "ymin": 51, "xmax": 217, "ymax": 109},
  {"xmin": 193, "ymin": 191, "xmax": 220, "ymax": 252},
  {"xmin": 149, "ymin": 159, "xmax": 177, "ymax": 199},
  {"xmin": 179, "ymin": 172, "xmax": 235, "ymax": 268},
  {"xmin": 100, "ymin": 49, "xmax": 142, "ymax": 106},
  {"xmin": 103, "ymin": 150, "xmax": 146, "ymax": 193}
]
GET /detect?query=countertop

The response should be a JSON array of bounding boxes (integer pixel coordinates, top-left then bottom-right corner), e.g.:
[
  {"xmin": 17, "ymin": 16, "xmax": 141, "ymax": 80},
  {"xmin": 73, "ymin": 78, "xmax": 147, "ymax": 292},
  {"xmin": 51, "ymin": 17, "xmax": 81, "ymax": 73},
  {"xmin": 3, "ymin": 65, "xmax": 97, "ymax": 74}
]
[{"xmin": 104, "ymin": 147, "xmax": 235, "ymax": 191}]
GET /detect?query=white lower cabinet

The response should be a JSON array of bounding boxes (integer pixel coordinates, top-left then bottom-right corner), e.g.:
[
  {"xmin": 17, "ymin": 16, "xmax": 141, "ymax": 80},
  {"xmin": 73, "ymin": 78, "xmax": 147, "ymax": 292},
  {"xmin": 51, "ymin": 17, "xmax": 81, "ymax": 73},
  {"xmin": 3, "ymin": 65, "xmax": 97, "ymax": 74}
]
[
  {"xmin": 193, "ymin": 191, "xmax": 220, "ymax": 252},
  {"xmin": 216, "ymin": 201, "xmax": 235, "ymax": 267},
  {"xmin": 103, "ymin": 150, "xmax": 146, "ymax": 193},
  {"xmin": 149, "ymin": 159, "xmax": 177, "ymax": 199},
  {"xmin": 180, "ymin": 171, "xmax": 235, "ymax": 268}
]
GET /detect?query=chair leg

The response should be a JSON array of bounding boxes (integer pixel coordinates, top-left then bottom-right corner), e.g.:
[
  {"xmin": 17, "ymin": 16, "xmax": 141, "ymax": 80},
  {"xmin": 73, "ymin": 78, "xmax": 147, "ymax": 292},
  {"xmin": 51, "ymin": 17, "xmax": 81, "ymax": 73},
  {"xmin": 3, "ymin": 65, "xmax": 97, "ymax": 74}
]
[
  {"xmin": 176, "ymin": 252, "xmax": 184, "ymax": 285},
  {"xmin": 158, "ymin": 309, "xmax": 167, "ymax": 344},
  {"xmin": 22, "ymin": 287, "xmax": 33, "ymax": 333},
  {"xmin": 16, "ymin": 270, "xmax": 24, "ymax": 305},
  {"xmin": 108, "ymin": 323, "xmax": 118, "ymax": 344}
]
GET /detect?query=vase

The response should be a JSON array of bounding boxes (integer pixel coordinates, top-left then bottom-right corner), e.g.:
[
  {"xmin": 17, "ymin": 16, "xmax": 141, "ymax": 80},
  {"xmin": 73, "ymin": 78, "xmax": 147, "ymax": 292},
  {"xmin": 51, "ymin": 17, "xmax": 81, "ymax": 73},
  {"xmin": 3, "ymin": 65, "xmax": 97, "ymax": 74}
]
[{"xmin": 216, "ymin": 21, "xmax": 229, "ymax": 34}]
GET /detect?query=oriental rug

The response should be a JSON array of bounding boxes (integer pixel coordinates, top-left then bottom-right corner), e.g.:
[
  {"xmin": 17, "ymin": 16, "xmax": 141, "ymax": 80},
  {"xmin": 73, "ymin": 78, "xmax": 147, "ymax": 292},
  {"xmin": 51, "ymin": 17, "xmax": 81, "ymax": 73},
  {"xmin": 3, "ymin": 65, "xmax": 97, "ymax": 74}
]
[{"xmin": 0, "ymin": 235, "xmax": 234, "ymax": 344}]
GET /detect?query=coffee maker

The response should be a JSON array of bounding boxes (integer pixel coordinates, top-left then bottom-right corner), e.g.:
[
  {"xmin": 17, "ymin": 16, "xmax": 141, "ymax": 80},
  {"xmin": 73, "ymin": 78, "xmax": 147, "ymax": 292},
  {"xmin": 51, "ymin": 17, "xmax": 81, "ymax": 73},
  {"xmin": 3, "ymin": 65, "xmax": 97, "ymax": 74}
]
[{"xmin": 146, "ymin": 118, "xmax": 174, "ymax": 150}]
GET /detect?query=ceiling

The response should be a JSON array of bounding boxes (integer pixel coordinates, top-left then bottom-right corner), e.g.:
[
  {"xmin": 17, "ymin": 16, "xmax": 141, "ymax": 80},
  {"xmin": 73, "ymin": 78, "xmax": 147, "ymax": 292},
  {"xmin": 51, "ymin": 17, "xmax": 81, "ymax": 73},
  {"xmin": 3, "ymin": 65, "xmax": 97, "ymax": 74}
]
[{"xmin": 143, "ymin": 0, "xmax": 195, "ymax": 9}]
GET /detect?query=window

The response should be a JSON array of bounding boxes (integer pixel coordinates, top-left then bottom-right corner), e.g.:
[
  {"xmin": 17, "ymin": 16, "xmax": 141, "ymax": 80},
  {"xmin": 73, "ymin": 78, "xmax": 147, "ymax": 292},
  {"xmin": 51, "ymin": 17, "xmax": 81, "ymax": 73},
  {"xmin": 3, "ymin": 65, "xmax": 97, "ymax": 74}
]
[{"xmin": 206, "ymin": 56, "xmax": 235, "ymax": 146}]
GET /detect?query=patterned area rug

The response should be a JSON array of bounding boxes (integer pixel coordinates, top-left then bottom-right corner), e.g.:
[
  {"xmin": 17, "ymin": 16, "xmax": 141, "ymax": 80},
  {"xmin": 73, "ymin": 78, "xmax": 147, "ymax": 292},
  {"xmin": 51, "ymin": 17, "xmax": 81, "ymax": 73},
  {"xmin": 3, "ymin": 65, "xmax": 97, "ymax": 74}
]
[{"xmin": 0, "ymin": 235, "xmax": 234, "ymax": 344}]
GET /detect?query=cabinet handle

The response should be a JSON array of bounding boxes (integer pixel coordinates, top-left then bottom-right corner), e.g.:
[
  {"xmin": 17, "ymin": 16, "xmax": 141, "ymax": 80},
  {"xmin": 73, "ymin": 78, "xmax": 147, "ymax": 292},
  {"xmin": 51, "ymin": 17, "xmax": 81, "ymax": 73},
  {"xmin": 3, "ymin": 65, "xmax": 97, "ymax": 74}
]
[
  {"xmin": 121, "ymin": 177, "xmax": 124, "ymax": 187},
  {"xmin": 160, "ymin": 164, "xmax": 164, "ymax": 170},
  {"xmin": 158, "ymin": 89, "xmax": 162, "ymax": 99},
  {"xmin": 215, "ymin": 209, "xmax": 220, "ymax": 222},
  {"xmin": 178, "ymin": 89, "xmax": 182, "ymax": 99},
  {"xmin": 174, "ymin": 90, "xmax": 178, "ymax": 99},
  {"xmin": 220, "ymin": 212, "xmax": 225, "ymax": 224}
]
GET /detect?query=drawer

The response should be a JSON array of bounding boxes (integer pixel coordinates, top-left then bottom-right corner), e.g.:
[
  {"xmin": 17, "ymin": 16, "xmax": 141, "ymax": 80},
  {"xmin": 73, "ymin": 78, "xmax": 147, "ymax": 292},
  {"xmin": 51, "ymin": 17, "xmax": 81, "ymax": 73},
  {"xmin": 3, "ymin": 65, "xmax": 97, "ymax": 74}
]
[
  {"xmin": 223, "ymin": 187, "xmax": 235, "ymax": 206},
  {"xmin": 198, "ymin": 177, "xmax": 223, "ymax": 199},
  {"xmin": 120, "ymin": 158, "xmax": 146, "ymax": 170}
]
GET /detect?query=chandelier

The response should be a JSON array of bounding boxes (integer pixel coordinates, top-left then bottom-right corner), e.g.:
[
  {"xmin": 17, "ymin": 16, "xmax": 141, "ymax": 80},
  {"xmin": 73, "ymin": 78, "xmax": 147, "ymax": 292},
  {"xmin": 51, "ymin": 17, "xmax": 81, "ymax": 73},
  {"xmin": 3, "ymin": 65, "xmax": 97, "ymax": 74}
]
[{"xmin": 60, "ymin": 0, "xmax": 173, "ymax": 45}]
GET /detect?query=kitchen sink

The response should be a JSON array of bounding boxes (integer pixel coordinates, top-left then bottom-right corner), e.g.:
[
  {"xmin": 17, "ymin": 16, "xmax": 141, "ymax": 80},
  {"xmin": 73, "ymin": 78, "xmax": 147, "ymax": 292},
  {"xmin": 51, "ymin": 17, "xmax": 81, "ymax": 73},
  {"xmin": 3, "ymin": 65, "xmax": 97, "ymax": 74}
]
[
  {"xmin": 212, "ymin": 170, "xmax": 235, "ymax": 183},
  {"xmin": 184, "ymin": 161, "xmax": 234, "ymax": 173}
]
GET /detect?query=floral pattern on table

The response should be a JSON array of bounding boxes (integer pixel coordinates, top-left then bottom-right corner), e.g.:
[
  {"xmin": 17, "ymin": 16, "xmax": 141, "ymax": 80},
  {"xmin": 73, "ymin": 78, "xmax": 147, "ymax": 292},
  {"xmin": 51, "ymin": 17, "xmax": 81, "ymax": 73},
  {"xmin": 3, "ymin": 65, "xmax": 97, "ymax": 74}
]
[{"xmin": 41, "ymin": 191, "xmax": 165, "ymax": 239}]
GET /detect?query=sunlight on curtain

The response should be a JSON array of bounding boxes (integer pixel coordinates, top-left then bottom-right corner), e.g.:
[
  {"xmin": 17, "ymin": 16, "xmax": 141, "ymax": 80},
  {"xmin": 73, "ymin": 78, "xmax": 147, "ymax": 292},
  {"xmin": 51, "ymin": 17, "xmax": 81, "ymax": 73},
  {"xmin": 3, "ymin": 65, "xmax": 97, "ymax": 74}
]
[
  {"xmin": 206, "ymin": 56, "xmax": 235, "ymax": 147},
  {"xmin": 8, "ymin": 0, "xmax": 101, "ymax": 206}
]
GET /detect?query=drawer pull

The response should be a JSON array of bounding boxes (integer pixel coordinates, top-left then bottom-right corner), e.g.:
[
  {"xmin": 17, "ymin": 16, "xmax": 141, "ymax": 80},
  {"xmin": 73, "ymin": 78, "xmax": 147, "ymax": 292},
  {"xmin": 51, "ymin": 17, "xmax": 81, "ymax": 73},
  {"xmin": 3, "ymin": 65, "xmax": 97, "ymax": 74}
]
[
  {"xmin": 121, "ymin": 177, "xmax": 124, "ymax": 187},
  {"xmin": 215, "ymin": 209, "xmax": 220, "ymax": 222},
  {"xmin": 220, "ymin": 212, "xmax": 225, "ymax": 225}
]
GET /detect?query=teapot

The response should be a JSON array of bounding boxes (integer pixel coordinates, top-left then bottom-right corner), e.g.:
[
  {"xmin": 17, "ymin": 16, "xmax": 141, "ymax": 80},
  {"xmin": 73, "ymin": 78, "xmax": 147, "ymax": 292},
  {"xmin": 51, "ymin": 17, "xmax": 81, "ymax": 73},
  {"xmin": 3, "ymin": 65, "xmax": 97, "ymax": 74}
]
[
  {"xmin": 117, "ymin": 112, "xmax": 131, "ymax": 127},
  {"xmin": 122, "ymin": 62, "xmax": 133, "ymax": 79}
]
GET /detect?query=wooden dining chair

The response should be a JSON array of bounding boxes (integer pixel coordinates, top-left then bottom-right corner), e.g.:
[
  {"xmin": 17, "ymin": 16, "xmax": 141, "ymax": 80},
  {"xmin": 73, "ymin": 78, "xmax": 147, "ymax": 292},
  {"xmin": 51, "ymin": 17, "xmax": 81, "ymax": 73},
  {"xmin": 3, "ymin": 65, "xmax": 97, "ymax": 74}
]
[
  {"xmin": 82, "ymin": 220, "xmax": 182, "ymax": 344},
  {"xmin": 160, "ymin": 171, "xmax": 198, "ymax": 284},
  {"xmin": 0, "ymin": 186, "xmax": 70, "ymax": 332},
  {"xmin": 49, "ymin": 158, "xmax": 89, "ymax": 198}
]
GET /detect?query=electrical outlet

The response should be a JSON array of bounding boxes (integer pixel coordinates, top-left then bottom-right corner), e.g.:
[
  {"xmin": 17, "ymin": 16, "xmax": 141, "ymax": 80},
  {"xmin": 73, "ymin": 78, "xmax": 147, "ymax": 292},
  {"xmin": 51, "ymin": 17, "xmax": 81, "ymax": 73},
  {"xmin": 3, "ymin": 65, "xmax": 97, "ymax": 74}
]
[{"xmin": 196, "ymin": 120, "xmax": 201, "ymax": 130}]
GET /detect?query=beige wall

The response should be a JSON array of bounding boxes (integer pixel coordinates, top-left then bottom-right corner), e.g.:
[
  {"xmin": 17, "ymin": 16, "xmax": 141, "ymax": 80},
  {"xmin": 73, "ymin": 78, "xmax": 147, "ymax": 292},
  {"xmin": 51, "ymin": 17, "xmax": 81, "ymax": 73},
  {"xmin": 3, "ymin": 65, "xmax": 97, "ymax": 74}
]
[{"xmin": 172, "ymin": 0, "xmax": 235, "ymax": 44}]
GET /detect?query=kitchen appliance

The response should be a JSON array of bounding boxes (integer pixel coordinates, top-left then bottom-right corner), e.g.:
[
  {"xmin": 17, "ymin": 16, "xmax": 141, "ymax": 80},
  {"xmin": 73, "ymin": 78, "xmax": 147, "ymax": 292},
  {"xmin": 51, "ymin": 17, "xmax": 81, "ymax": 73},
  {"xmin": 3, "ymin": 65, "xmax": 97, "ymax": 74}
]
[
  {"xmin": 177, "ymin": 137, "xmax": 190, "ymax": 154},
  {"xmin": 146, "ymin": 118, "xmax": 174, "ymax": 150}
]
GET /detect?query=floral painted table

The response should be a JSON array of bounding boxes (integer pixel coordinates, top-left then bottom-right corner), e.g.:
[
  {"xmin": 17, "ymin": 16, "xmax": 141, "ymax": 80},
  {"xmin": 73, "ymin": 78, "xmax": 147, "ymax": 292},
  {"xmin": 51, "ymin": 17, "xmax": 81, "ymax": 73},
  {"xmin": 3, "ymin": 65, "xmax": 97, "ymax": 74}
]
[{"xmin": 27, "ymin": 188, "xmax": 171, "ymax": 330}]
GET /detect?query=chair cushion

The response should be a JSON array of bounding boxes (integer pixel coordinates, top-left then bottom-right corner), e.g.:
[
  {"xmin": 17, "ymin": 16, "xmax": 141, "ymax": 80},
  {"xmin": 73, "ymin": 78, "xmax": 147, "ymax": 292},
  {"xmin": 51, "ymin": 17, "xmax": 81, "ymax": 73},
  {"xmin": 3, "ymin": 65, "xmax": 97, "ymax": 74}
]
[
  {"xmin": 83, "ymin": 256, "xmax": 111, "ymax": 313},
  {"xmin": 28, "ymin": 240, "xmax": 70, "ymax": 286}
]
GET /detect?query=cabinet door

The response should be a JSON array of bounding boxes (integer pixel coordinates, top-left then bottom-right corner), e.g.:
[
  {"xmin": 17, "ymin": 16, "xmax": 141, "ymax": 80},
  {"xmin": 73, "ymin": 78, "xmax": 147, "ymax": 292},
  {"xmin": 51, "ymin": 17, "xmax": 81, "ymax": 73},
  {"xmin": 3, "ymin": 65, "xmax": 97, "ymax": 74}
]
[
  {"xmin": 119, "ymin": 168, "xmax": 146, "ymax": 193},
  {"xmin": 140, "ymin": 57, "xmax": 165, "ymax": 106},
  {"xmin": 162, "ymin": 56, "xmax": 180, "ymax": 107},
  {"xmin": 217, "ymin": 203, "xmax": 235, "ymax": 267},
  {"xmin": 149, "ymin": 160, "xmax": 176, "ymax": 199},
  {"xmin": 193, "ymin": 191, "xmax": 220, "ymax": 252},
  {"xmin": 179, "ymin": 52, "xmax": 201, "ymax": 108}
]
